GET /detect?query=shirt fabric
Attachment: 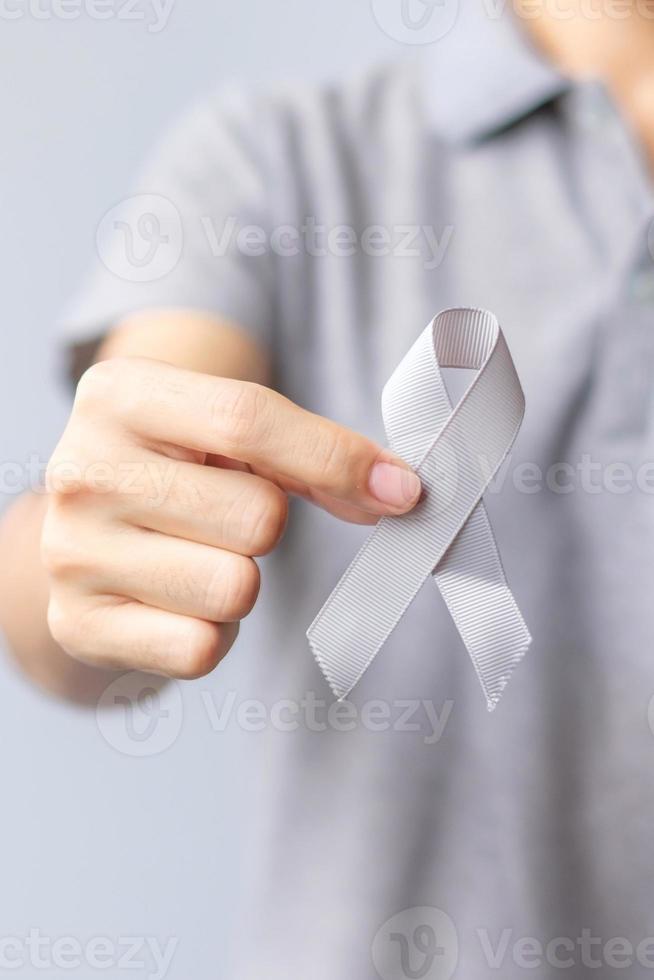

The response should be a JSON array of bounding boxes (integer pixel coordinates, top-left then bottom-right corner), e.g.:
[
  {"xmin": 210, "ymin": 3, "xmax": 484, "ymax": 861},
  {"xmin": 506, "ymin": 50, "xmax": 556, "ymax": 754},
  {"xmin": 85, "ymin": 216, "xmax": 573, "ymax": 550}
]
[{"xmin": 61, "ymin": 5, "xmax": 654, "ymax": 978}]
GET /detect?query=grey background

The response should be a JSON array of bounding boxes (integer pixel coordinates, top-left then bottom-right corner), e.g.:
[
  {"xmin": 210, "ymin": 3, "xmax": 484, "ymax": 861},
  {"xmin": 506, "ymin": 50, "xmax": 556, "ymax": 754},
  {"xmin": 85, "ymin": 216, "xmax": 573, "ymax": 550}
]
[{"xmin": 0, "ymin": 3, "xmax": 398, "ymax": 977}]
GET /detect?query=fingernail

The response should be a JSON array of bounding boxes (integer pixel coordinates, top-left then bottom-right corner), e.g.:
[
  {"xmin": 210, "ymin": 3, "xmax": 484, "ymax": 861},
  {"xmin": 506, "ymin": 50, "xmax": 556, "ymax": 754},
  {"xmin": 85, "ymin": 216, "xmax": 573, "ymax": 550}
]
[{"xmin": 369, "ymin": 461, "xmax": 421, "ymax": 510}]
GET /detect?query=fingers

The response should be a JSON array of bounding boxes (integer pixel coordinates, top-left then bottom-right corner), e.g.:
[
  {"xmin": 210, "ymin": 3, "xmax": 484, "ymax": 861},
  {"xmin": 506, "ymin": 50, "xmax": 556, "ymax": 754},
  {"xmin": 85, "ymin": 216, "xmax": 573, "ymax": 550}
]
[
  {"xmin": 110, "ymin": 452, "xmax": 288, "ymax": 556},
  {"xmin": 78, "ymin": 525, "xmax": 261, "ymax": 623},
  {"xmin": 76, "ymin": 358, "xmax": 421, "ymax": 516},
  {"xmin": 42, "ymin": 500, "xmax": 255, "ymax": 677},
  {"xmin": 43, "ymin": 504, "xmax": 261, "ymax": 624},
  {"xmin": 48, "ymin": 593, "xmax": 239, "ymax": 678}
]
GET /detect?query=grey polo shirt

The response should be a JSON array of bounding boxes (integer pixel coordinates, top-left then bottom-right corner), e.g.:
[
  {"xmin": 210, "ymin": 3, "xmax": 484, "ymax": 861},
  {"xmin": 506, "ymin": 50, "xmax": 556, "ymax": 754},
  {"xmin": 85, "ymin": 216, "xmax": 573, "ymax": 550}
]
[{"xmin": 61, "ymin": 6, "xmax": 654, "ymax": 979}]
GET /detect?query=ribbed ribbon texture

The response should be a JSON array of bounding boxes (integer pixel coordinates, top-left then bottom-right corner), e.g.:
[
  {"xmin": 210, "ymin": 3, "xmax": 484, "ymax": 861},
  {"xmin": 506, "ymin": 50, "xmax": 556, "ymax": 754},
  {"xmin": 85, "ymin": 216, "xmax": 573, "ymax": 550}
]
[{"xmin": 307, "ymin": 309, "xmax": 531, "ymax": 711}]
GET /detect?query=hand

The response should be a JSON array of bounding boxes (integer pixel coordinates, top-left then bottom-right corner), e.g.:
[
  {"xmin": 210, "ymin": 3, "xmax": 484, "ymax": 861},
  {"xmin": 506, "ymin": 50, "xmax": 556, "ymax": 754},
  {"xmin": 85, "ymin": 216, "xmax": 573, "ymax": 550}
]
[{"xmin": 42, "ymin": 357, "xmax": 421, "ymax": 679}]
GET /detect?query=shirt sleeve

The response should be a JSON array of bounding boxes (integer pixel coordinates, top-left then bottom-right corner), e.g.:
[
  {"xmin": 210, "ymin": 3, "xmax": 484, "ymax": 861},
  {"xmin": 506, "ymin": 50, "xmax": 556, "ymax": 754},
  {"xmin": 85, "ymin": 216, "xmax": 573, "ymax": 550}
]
[{"xmin": 57, "ymin": 83, "xmax": 276, "ymax": 373}]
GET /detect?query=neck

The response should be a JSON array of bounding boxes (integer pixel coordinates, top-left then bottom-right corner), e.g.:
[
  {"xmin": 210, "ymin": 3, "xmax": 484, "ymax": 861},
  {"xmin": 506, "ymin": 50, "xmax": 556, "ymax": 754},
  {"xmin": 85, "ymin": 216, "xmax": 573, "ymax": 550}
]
[
  {"xmin": 516, "ymin": 2, "xmax": 654, "ymax": 164},
  {"xmin": 518, "ymin": 3, "xmax": 654, "ymax": 73}
]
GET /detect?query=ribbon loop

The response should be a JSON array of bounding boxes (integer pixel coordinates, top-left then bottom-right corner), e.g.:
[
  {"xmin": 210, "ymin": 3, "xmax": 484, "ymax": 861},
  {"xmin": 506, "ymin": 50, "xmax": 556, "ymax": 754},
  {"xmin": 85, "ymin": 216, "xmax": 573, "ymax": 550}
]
[{"xmin": 307, "ymin": 309, "xmax": 531, "ymax": 711}]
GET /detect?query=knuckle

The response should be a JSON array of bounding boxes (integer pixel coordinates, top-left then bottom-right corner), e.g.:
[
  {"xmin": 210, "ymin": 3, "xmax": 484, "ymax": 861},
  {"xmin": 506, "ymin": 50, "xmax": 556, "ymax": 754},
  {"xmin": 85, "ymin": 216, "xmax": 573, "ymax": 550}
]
[
  {"xmin": 40, "ymin": 509, "xmax": 84, "ymax": 579},
  {"xmin": 47, "ymin": 431, "xmax": 143, "ymax": 505},
  {"xmin": 315, "ymin": 425, "xmax": 355, "ymax": 485},
  {"xmin": 46, "ymin": 595, "xmax": 79, "ymax": 654},
  {"xmin": 74, "ymin": 358, "xmax": 123, "ymax": 411},
  {"xmin": 176, "ymin": 620, "xmax": 225, "ymax": 679},
  {"xmin": 40, "ymin": 529, "xmax": 63, "ymax": 576},
  {"xmin": 196, "ymin": 564, "xmax": 225, "ymax": 622},
  {"xmin": 246, "ymin": 484, "xmax": 288, "ymax": 555},
  {"xmin": 46, "ymin": 440, "xmax": 83, "ymax": 496},
  {"xmin": 47, "ymin": 425, "xmax": 128, "ymax": 502},
  {"xmin": 221, "ymin": 556, "xmax": 260, "ymax": 620},
  {"xmin": 75, "ymin": 357, "xmax": 157, "ymax": 428},
  {"xmin": 210, "ymin": 381, "xmax": 269, "ymax": 452},
  {"xmin": 181, "ymin": 473, "xmax": 218, "ymax": 527}
]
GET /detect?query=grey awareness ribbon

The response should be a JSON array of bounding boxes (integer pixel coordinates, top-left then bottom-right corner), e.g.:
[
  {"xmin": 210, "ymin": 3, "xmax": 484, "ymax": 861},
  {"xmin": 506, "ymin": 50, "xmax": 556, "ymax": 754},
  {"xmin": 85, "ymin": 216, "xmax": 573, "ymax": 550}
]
[{"xmin": 307, "ymin": 309, "xmax": 531, "ymax": 711}]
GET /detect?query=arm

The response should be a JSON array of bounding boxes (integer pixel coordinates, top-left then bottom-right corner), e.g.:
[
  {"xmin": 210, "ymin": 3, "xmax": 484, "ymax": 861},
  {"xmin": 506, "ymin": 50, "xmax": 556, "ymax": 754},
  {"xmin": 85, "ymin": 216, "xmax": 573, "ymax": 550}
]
[{"xmin": 0, "ymin": 310, "xmax": 420, "ymax": 703}]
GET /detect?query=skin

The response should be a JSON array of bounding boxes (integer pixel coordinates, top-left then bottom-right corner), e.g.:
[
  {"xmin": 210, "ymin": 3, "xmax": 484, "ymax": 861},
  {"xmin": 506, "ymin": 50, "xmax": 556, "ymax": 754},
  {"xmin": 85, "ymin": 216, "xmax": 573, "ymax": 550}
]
[
  {"xmin": 3, "ymin": 8, "xmax": 654, "ymax": 700},
  {"xmin": 0, "ymin": 311, "xmax": 421, "ymax": 699},
  {"xmin": 516, "ymin": 0, "xmax": 654, "ymax": 165}
]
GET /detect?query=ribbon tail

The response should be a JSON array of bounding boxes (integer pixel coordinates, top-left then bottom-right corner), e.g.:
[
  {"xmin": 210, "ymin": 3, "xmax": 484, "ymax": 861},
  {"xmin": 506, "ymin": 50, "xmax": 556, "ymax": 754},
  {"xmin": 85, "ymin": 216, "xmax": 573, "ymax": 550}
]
[{"xmin": 434, "ymin": 502, "xmax": 531, "ymax": 711}]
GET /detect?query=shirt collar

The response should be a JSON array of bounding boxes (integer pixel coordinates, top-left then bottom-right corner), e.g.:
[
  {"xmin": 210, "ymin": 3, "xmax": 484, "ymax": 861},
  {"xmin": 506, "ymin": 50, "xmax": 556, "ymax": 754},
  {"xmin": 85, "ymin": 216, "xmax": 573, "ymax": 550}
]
[{"xmin": 422, "ymin": 2, "xmax": 571, "ymax": 142}]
